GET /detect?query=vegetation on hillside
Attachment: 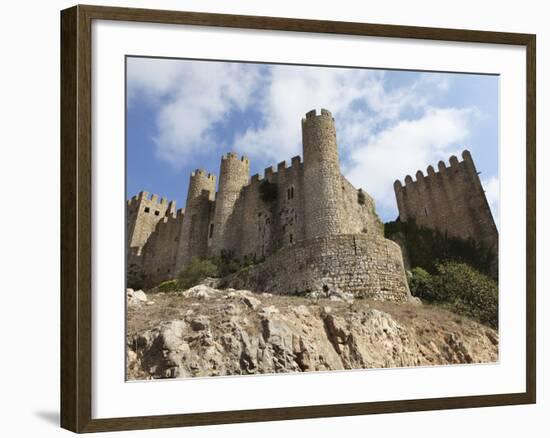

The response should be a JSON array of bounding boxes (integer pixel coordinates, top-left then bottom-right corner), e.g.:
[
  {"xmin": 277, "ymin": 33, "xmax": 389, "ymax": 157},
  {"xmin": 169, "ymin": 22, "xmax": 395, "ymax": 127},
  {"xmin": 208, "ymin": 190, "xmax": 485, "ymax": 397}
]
[
  {"xmin": 408, "ymin": 262, "xmax": 498, "ymax": 329},
  {"xmin": 154, "ymin": 251, "xmax": 265, "ymax": 292},
  {"xmin": 154, "ymin": 218, "xmax": 499, "ymax": 330},
  {"xmin": 384, "ymin": 219, "xmax": 495, "ymax": 277},
  {"xmin": 385, "ymin": 220, "xmax": 498, "ymax": 329}
]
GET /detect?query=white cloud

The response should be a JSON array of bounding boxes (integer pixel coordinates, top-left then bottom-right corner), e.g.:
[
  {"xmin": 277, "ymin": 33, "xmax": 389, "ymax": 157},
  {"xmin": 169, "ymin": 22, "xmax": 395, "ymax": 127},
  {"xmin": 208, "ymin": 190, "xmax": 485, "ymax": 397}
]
[
  {"xmin": 127, "ymin": 57, "xmax": 185, "ymax": 100},
  {"xmin": 234, "ymin": 67, "xmax": 436, "ymax": 164},
  {"xmin": 128, "ymin": 59, "xmax": 486, "ymax": 221},
  {"xmin": 127, "ymin": 58, "xmax": 263, "ymax": 166},
  {"xmin": 345, "ymin": 107, "xmax": 477, "ymax": 219},
  {"xmin": 482, "ymin": 176, "xmax": 500, "ymax": 229}
]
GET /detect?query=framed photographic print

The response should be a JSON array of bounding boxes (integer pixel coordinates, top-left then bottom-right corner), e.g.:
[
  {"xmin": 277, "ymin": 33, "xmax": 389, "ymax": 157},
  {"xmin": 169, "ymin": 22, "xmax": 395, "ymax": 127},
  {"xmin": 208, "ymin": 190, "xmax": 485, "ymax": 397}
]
[{"xmin": 60, "ymin": 4, "xmax": 536, "ymax": 433}]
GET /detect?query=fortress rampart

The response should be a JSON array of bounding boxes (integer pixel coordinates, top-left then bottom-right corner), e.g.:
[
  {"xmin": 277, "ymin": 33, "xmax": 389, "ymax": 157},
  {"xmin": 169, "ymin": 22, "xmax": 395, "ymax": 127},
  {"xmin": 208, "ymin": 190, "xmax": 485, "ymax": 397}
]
[
  {"xmin": 225, "ymin": 234, "xmax": 411, "ymax": 302},
  {"xmin": 393, "ymin": 150, "xmax": 498, "ymax": 255},
  {"xmin": 127, "ymin": 110, "xmax": 405, "ymax": 298},
  {"xmin": 124, "ymin": 109, "xmax": 494, "ymax": 302}
]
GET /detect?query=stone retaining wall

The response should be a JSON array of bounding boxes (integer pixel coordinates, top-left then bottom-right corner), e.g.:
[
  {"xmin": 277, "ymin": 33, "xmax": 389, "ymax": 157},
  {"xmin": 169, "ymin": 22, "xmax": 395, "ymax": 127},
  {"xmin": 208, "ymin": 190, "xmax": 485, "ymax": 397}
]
[{"xmin": 226, "ymin": 234, "xmax": 412, "ymax": 302}]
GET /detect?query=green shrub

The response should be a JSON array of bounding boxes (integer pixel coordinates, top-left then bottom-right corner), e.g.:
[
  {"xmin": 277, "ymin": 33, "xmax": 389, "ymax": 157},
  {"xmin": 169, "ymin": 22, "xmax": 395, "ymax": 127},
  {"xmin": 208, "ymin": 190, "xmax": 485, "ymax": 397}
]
[
  {"xmin": 177, "ymin": 257, "xmax": 218, "ymax": 289},
  {"xmin": 384, "ymin": 219, "xmax": 495, "ymax": 277},
  {"xmin": 408, "ymin": 261, "xmax": 498, "ymax": 329},
  {"xmin": 408, "ymin": 267, "xmax": 434, "ymax": 301},
  {"xmin": 431, "ymin": 262, "xmax": 498, "ymax": 329},
  {"xmin": 176, "ymin": 250, "xmax": 266, "ymax": 290},
  {"xmin": 209, "ymin": 249, "xmax": 242, "ymax": 277},
  {"xmin": 408, "ymin": 262, "xmax": 498, "ymax": 328},
  {"xmin": 157, "ymin": 279, "xmax": 179, "ymax": 293}
]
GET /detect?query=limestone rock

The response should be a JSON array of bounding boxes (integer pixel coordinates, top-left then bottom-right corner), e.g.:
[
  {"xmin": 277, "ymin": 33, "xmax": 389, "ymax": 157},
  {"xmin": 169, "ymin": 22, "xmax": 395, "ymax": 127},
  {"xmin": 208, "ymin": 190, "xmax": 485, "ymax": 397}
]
[
  {"xmin": 127, "ymin": 286, "xmax": 499, "ymax": 380},
  {"xmin": 182, "ymin": 284, "xmax": 218, "ymax": 300},
  {"xmin": 127, "ymin": 288, "xmax": 148, "ymax": 307},
  {"xmin": 242, "ymin": 295, "xmax": 261, "ymax": 310}
]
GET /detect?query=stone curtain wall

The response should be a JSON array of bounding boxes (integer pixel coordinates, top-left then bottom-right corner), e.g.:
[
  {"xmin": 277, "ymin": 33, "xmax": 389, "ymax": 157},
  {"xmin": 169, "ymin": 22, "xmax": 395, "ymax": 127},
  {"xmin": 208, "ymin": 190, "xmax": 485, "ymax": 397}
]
[
  {"xmin": 340, "ymin": 176, "xmax": 383, "ymax": 236},
  {"xmin": 227, "ymin": 234, "xmax": 412, "ymax": 302},
  {"xmin": 237, "ymin": 156, "xmax": 306, "ymax": 260},
  {"xmin": 126, "ymin": 191, "xmax": 173, "ymax": 252},
  {"xmin": 126, "ymin": 192, "xmax": 175, "ymax": 287},
  {"xmin": 394, "ymin": 150, "xmax": 498, "ymax": 254},
  {"xmin": 141, "ymin": 211, "xmax": 184, "ymax": 286},
  {"xmin": 126, "ymin": 109, "xmax": 403, "ymax": 293}
]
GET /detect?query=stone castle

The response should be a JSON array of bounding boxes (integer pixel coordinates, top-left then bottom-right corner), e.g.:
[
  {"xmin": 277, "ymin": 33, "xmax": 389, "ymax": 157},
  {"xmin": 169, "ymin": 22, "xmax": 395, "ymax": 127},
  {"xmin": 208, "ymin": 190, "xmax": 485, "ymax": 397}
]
[
  {"xmin": 393, "ymin": 150, "xmax": 498, "ymax": 258},
  {"xmin": 127, "ymin": 108, "xmax": 497, "ymax": 301}
]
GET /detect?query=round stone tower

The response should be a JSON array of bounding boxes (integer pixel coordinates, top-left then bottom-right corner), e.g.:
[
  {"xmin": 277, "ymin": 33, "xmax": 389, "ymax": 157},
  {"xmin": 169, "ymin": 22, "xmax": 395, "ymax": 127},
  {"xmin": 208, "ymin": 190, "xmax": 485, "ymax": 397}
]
[
  {"xmin": 302, "ymin": 109, "xmax": 345, "ymax": 240},
  {"xmin": 175, "ymin": 169, "xmax": 216, "ymax": 270},
  {"xmin": 186, "ymin": 169, "xmax": 216, "ymax": 207},
  {"xmin": 210, "ymin": 152, "xmax": 250, "ymax": 255}
]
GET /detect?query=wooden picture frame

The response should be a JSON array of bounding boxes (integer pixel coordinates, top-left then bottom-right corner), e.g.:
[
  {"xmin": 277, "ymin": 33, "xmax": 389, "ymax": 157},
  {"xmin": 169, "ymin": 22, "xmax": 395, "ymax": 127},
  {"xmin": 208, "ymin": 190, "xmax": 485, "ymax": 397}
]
[{"xmin": 60, "ymin": 4, "xmax": 536, "ymax": 433}]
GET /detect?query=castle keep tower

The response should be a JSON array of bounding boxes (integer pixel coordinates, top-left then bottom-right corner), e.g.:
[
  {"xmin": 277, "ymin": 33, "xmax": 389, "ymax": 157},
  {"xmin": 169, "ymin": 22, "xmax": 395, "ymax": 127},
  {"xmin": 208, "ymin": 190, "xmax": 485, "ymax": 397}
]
[
  {"xmin": 175, "ymin": 170, "xmax": 216, "ymax": 268},
  {"xmin": 209, "ymin": 153, "xmax": 250, "ymax": 255},
  {"xmin": 394, "ymin": 150, "xmax": 498, "ymax": 256},
  {"xmin": 185, "ymin": 169, "xmax": 216, "ymax": 207},
  {"xmin": 127, "ymin": 109, "xmax": 412, "ymax": 302},
  {"xmin": 302, "ymin": 109, "xmax": 345, "ymax": 239}
]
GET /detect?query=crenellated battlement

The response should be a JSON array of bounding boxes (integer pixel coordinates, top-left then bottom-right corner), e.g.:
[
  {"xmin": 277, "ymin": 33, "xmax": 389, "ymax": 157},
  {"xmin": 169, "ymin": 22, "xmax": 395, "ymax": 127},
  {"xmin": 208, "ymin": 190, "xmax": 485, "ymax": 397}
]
[
  {"xmin": 187, "ymin": 167, "xmax": 216, "ymax": 206},
  {"xmin": 127, "ymin": 191, "xmax": 175, "ymax": 212},
  {"xmin": 191, "ymin": 168, "xmax": 216, "ymax": 181},
  {"xmin": 250, "ymin": 173, "xmax": 262, "ymax": 184},
  {"xmin": 167, "ymin": 200, "xmax": 177, "ymax": 217},
  {"xmin": 393, "ymin": 149, "xmax": 497, "ymax": 267},
  {"xmin": 222, "ymin": 152, "xmax": 249, "ymax": 164},
  {"xmin": 394, "ymin": 150, "xmax": 475, "ymax": 192},
  {"xmin": 264, "ymin": 166, "xmax": 274, "ymax": 180},
  {"xmin": 127, "ymin": 109, "xmax": 412, "ymax": 292},
  {"xmin": 302, "ymin": 108, "xmax": 333, "ymax": 123}
]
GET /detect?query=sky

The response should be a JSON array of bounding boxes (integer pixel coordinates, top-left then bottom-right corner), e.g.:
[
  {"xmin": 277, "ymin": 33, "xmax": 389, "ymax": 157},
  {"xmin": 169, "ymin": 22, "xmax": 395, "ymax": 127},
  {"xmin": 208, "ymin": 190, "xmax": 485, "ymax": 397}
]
[{"xmin": 126, "ymin": 56, "xmax": 499, "ymax": 225}]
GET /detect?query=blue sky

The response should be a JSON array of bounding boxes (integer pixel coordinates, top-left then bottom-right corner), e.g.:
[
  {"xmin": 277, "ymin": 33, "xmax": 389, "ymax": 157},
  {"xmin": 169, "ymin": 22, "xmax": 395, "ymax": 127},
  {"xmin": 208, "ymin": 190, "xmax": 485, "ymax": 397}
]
[{"xmin": 126, "ymin": 57, "xmax": 499, "ymax": 224}]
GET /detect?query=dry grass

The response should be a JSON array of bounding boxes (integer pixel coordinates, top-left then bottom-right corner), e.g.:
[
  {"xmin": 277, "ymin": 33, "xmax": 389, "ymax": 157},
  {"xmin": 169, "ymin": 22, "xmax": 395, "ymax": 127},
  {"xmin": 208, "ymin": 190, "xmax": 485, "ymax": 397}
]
[{"xmin": 127, "ymin": 290, "xmax": 497, "ymax": 343}]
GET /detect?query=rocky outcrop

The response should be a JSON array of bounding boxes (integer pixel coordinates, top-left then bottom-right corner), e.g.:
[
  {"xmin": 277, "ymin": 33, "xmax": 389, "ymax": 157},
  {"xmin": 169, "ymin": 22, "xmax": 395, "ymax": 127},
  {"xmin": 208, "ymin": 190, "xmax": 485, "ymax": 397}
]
[
  {"xmin": 126, "ymin": 286, "xmax": 498, "ymax": 380},
  {"xmin": 126, "ymin": 288, "xmax": 150, "ymax": 307}
]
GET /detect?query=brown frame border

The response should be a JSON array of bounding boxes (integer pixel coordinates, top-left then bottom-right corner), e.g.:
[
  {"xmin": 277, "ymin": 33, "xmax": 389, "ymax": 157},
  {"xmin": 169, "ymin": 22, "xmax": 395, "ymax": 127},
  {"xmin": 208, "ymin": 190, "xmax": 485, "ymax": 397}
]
[{"xmin": 60, "ymin": 4, "xmax": 536, "ymax": 433}]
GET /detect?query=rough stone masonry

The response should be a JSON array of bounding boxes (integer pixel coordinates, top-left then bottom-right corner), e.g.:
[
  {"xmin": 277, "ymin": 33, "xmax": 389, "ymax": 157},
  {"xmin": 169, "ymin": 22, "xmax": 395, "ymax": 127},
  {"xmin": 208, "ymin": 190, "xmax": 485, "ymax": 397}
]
[{"xmin": 126, "ymin": 108, "xmax": 496, "ymax": 302}]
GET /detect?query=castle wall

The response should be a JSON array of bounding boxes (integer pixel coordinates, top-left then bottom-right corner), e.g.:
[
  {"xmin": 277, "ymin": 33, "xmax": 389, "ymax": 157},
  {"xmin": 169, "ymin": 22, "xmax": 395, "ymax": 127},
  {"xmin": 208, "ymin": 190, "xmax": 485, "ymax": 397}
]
[
  {"xmin": 340, "ymin": 176, "xmax": 383, "ymax": 236},
  {"xmin": 394, "ymin": 150, "xmax": 498, "ymax": 254},
  {"xmin": 140, "ymin": 210, "xmax": 184, "ymax": 287},
  {"xmin": 226, "ymin": 234, "xmax": 411, "ymax": 302},
  {"xmin": 126, "ymin": 192, "xmax": 175, "ymax": 287},
  {"xmin": 126, "ymin": 191, "xmax": 173, "ymax": 253},
  {"xmin": 127, "ymin": 109, "xmax": 406, "ymax": 293},
  {"xmin": 271, "ymin": 156, "xmax": 307, "ymax": 251},
  {"xmin": 238, "ymin": 173, "xmax": 275, "ymax": 259}
]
